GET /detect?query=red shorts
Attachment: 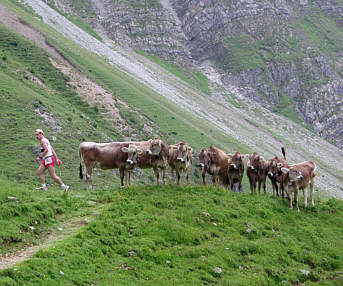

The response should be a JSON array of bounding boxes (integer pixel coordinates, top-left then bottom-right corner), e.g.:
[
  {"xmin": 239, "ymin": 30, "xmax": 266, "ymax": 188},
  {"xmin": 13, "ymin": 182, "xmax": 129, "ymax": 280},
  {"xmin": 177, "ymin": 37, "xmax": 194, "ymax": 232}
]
[{"xmin": 42, "ymin": 156, "xmax": 55, "ymax": 167}]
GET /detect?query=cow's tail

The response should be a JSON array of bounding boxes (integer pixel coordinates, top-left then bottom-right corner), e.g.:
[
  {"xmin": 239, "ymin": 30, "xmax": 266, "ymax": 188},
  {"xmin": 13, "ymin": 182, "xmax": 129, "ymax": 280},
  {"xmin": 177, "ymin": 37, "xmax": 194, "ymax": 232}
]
[
  {"xmin": 79, "ymin": 149, "xmax": 83, "ymax": 180},
  {"xmin": 281, "ymin": 147, "xmax": 286, "ymax": 160}
]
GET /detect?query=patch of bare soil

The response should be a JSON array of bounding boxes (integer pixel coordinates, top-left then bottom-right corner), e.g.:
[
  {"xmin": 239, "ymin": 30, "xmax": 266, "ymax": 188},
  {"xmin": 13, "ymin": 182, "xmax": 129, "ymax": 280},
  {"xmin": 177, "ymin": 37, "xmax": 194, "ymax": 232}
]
[{"xmin": 0, "ymin": 3, "xmax": 130, "ymax": 134}]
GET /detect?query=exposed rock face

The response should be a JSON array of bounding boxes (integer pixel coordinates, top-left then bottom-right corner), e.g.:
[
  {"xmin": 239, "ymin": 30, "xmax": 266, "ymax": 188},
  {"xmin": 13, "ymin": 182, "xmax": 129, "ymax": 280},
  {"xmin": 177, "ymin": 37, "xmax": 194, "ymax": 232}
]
[{"xmin": 52, "ymin": 0, "xmax": 343, "ymax": 148}]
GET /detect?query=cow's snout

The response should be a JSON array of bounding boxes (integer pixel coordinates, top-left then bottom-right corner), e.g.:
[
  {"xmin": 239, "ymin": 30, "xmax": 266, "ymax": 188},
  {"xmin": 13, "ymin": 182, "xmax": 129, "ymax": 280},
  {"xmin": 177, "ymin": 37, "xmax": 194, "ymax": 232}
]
[
  {"xmin": 230, "ymin": 164, "xmax": 237, "ymax": 169},
  {"xmin": 126, "ymin": 160, "xmax": 135, "ymax": 165}
]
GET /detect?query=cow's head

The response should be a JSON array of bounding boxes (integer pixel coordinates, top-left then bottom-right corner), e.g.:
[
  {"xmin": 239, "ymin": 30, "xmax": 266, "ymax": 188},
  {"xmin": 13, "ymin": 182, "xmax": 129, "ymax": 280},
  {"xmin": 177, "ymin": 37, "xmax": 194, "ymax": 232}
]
[
  {"xmin": 229, "ymin": 152, "xmax": 244, "ymax": 170},
  {"xmin": 198, "ymin": 149, "xmax": 210, "ymax": 168},
  {"xmin": 174, "ymin": 143, "xmax": 192, "ymax": 164},
  {"xmin": 267, "ymin": 159, "xmax": 278, "ymax": 179},
  {"xmin": 122, "ymin": 144, "xmax": 143, "ymax": 165},
  {"xmin": 247, "ymin": 152, "xmax": 260, "ymax": 173},
  {"xmin": 281, "ymin": 167, "xmax": 303, "ymax": 182},
  {"xmin": 147, "ymin": 139, "xmax": 163, "ymax": 156}
]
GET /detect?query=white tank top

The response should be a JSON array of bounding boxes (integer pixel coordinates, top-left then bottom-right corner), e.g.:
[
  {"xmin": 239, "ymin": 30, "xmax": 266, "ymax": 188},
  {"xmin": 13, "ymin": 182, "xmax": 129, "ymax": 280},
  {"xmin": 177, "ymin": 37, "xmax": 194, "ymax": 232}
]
[{"xmin": 42, "ymin": 138, "xmax": 53, "ymax": 159}]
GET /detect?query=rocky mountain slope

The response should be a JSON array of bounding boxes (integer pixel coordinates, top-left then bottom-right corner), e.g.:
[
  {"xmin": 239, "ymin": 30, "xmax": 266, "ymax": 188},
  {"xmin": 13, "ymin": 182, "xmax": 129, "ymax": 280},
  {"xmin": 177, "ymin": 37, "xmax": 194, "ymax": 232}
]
[{"xmin": 51, "ymin": 0, "xmax": 343, "ymax": 149}]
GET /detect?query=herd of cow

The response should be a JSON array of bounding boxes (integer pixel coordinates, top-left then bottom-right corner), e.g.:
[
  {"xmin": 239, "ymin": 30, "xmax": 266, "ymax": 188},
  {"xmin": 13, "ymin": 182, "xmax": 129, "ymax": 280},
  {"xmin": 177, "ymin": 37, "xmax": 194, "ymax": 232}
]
[{"xmin": 79, "ymin": 139, "xmax": 317, "ymax": 212}]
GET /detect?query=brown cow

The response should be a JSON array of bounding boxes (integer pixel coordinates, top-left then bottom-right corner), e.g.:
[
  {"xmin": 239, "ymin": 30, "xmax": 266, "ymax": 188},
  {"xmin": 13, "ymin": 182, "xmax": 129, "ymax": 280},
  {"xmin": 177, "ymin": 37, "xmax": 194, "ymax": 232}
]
[
  {"xmin": 168, "ymin": 142, "xmax": 193, "ymax": 185},
  {"xmin": 267, "ymin": 156, "xmax": 288, "ymax": 197},
  {"xmin": 79, "ymin": 141, "xmax": 137, "ymax": 188},
  {"xmin": 121, "ymin": 144, "xmax": 143, "ymax": 186},
  {"xmin": 227, "ymin": 151, "xmax": 245, "ymax": 192},
  {"xmin": 206, "ymin": 145, "xmax": 230, "ymax": 187},
  {"xmin": 281, "ymin": 161, "xmax": 317, "ymax": 211},
  {"xmin": 198, "ymin": 148, "xmax": 210, "ymax": 185},
  {"xmin": 246, "ymin": 152, "xmax": 268, "ymax": 194},
  {"xmin": 127, "ymin": 139, "xmax": 169, "ymax": 185}
]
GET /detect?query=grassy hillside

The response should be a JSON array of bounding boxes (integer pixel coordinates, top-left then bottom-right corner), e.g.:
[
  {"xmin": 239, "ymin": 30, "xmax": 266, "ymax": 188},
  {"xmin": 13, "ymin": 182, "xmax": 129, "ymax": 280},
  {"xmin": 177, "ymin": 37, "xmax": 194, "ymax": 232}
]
[
  {"xmin": 0, "ymin": 0, "xmax": 253, "ymax": 190},
  {"xmin": 0, "ymin": 182, "xmax": 342, "ymax": 285}
]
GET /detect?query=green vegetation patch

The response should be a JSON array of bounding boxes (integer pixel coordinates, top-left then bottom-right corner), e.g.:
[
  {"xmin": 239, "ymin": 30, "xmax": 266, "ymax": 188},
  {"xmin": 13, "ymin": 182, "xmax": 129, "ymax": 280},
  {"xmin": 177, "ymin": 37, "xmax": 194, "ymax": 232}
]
[
  {"xmin": 274, "ymin": 93, "xmax": 303, "ymax": 125},
  {"xmin": 136, "ymin": 50, "xmax": 211, "ymax": 95},
  {"xmin": 0, "ymin": 177, "xmax": 87, "ymax": 254},
  {"xmin": 118, "ymin": 0, "xmax": 161, "ymax": 9},
  {"xmin": 0, "ymin": 185, "xmax": 342, "ymax": 285},
  {"xmin": 0, "ymin": 24, "xmax": 121, "ymax": 187},
  {"xmin": 221, "ymin": 35, "xmax": 266, "ymax": 74},
  {"xmin": 298, "ymin": 8, "xmax": 343, "ymax": 60}
]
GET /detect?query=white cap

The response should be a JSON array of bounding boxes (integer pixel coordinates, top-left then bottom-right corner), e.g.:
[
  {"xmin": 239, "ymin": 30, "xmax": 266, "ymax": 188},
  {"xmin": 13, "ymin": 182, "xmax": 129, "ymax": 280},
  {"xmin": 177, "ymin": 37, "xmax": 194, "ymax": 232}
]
[{"xmin": 35, "ymin": 129, "xmax": 44, "ymax": 134}]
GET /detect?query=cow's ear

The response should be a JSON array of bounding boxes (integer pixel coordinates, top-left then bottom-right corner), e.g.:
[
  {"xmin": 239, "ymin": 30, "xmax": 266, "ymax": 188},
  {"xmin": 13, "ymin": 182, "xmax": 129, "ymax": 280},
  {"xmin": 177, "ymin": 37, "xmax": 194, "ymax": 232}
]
[
  {"xmin": 173, "ymin": 146, "xmax": 178, "ymax": 150},
  {"xmin": 187, "ymin": 147, "xmax": 193, "ymax": 152},
  {"xmin": 227, "ymin": 153, "xmax": 233, "ymax": 157},
  {"xmin": 259, "ymin": 156, "xmax": 265, "ymax": 161},
  {"xmin": 137, "ymin": 149, "xmax": 143, "ymax": 155},
  {"xmin": 281, "ymin": 167, "xmax": 289, "ymax": 174},
  {"xmin": 122, "ymin": 147, "xmax": 129, "ymax": 153}
]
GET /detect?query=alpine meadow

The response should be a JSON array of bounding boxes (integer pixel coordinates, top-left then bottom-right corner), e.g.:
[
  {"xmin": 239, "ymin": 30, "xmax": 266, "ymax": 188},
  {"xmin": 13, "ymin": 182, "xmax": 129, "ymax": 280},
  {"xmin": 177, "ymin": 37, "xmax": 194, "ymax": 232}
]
[{"xmin": 0, "ymin": 0, "xmax": 342, "ymax": 285}]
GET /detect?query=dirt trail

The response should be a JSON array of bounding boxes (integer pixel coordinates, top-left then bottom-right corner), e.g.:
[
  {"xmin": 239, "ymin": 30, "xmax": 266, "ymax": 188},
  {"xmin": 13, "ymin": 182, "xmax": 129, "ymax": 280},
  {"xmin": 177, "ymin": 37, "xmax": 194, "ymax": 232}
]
[{"xmin": 0, "ymin": 201, "xmax": 106, "ymax": 271}]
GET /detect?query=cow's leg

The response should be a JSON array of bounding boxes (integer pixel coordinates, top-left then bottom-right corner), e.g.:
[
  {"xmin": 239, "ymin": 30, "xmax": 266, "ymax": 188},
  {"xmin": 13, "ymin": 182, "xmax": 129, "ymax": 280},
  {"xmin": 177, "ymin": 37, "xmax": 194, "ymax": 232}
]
[
  {"xmin": 119, "ymin": 166, "xmax": 125, "ymax": 187},
  {"xmin": 248, "ymin": 177, "xmax": 253, "ymax": 194},
  {"xmin": 202, "ymin": 167, "xmax": 206, "ymax": 185},
  {"xmin": 304, "ymin": 188, "xmax": 308, "ymax": 208},
  {"xmin": 310, "ymin": 179, "xmax": 315, "ymax": 206},
  {"xmin": 262, "ymin": 177, "xmax": 267, "ymax": 194},
  {"xmin": 177, "ymin": 170, "xmax": 181, "ymax": 185},
  {"xmin": 153, "ymin": 166, "xmax": 159, "ymax": 185},
  {"xmin": 257, "ymin": 179, "xmax": 262, "ymax": 194},
  {"xmin": 186, "ymin": 169, "xmax": 189, "ymax": 185},
  {"xmin": 161, "ymin": 168, "xmax": 166, "ymax": 185},
  {"xmin": 271, "ymin": 180, "xmax": 276, "ymax": 196},
  {"xmin": 294, "ymin": 187, "xmax": 300, "ymax": 212},
  {"xmin": 286, "ymin": 185, "xmax": 293, "ymax": 209},
  {"xmin": 85, "ymin": 161, "xmax": 95, "ymax": 189}
]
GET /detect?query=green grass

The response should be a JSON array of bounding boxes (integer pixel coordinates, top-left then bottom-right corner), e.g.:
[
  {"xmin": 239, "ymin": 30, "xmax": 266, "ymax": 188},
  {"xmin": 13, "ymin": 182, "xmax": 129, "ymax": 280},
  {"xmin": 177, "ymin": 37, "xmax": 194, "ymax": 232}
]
[
  {"xmin": 0, "ymin": 177, "xmax": 87, "ymax": 254},
  {"xmin": 136, "ymin": 50, "xmax": 211, "ymax": 95},
  {"xmin": 0, "ymin": 184, "xmax": 342, "ymax": 285},
  {"xmin": 0, "ymin": 22, "xmax": 122, "ymax": 188},
  {"xmin": 274, "ymin": 93, "xmax": 303, "ymax": 125},
  {"xmin": 220, "ymin": 35, "xmax": 266, "ymax": 74},
  {"xmin": 298, "ymin": 8, "xmax": 343, "ymax": 60}
]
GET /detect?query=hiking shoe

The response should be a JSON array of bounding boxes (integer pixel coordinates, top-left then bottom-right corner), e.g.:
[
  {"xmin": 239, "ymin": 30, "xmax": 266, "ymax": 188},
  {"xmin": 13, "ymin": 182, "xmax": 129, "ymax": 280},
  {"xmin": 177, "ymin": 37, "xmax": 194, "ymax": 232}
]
[
  {"xmin": 35, "ymin": 186, "xmax": 47, "ymax": 191},
  {"xmin": 62, "ymin": 185, "xmax": 70, "ymax": 191}
]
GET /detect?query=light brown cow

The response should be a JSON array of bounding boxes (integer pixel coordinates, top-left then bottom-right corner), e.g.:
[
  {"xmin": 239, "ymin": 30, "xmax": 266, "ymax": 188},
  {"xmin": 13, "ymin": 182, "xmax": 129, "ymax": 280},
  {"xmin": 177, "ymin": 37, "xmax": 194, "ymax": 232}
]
[
  {"xmin": 168, "ymin": 142, "xmax": 193, "ymax": 185},
  {"xmin": 227, "ymin": 151, "xmax": 245, "ymax": 192},
  {"xmin": 198, "ymin": 148, "xmax": 210, "ymax": 185},
  {"xmin": 206, "ymin": 145, "xmax": 230, "ymax": 187},
  {"xmin": 79, "ymin": 141, "xmax": 134, "ymax": 188},
  {"xmin": 246, "ymin": 152, "xmax": 268, "ymax": 194},
  {"xmin": 126, "ymin": 139, "xmax": 169, "ymax": 185},
  {"xmin": 281, "ymin": 161, "xmax": 317, "ymax": 211}
]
